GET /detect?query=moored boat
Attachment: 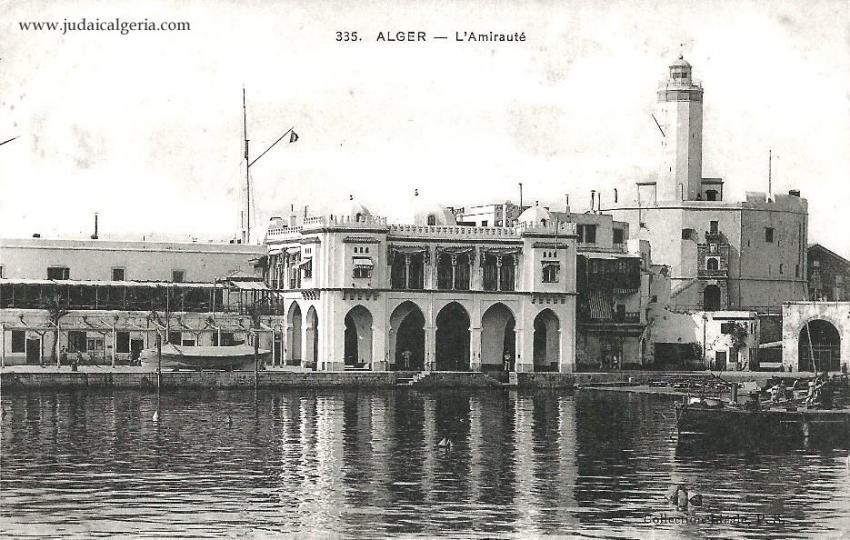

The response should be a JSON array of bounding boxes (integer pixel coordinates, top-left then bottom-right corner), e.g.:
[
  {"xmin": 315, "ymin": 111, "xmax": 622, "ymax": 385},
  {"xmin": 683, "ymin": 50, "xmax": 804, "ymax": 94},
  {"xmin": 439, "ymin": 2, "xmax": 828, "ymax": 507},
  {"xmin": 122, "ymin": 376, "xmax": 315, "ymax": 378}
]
[
  {"xmin": 675, "ymin": 399, "xmax": 850, "ymax": 443},
  {"xmin": 139, "ymin": 343, "xmax": 270, "ymax": 371}
]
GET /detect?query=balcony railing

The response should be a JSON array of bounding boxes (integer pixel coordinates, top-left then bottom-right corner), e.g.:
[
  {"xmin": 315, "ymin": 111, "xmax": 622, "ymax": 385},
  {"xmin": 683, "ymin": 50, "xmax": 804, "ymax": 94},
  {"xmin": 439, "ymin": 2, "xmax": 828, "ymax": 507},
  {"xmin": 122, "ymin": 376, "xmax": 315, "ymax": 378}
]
[
  {"xmin": 581, "ymin": 311, "xmax": 641, "ymax": 324},
  {"xmin": 697, "ymin": 268, "xmax": 728, "ymax": 278}
]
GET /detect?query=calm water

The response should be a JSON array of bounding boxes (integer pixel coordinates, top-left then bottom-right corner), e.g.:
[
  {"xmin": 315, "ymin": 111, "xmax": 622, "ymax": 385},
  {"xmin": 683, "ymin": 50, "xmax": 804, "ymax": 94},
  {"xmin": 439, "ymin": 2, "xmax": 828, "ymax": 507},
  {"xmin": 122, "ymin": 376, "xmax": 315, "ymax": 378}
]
[{"xmin": 2, "ymin": 388, "xmax": 849, "ymax": 539}]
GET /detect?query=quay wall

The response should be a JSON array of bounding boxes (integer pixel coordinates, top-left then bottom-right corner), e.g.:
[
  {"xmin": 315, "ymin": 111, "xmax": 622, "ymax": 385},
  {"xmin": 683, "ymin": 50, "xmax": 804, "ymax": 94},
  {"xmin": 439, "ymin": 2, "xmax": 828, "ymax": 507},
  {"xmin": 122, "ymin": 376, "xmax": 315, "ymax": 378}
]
[{"xmin": 1, "ymin": 369, "xmax": 782, "ymax": 392}]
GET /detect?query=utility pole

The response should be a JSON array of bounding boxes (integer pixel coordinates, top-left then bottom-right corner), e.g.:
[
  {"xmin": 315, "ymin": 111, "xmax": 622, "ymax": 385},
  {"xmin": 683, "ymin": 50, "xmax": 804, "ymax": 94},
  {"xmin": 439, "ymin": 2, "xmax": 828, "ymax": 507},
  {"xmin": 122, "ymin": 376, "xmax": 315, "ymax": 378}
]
[
  {"xmin": 518, "ymin": 182, "xmax": 523, "ymax": 210},
  {"xmin": 241, "ymin": 89, "xmax": 299, "ymax": 245},
  {"xmin": 243, "ymin": 88, "xmax": 251, "ymax": 244}
]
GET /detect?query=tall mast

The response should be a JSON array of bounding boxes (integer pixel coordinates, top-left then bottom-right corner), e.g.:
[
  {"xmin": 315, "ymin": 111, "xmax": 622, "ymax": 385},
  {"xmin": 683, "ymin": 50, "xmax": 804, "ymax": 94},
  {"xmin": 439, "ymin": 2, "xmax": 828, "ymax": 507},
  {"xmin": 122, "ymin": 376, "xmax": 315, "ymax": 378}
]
[
  {"xmin": 768, "ymin": 148, "xmax": 772, "ymax": 198},
  {"xmin": 243, "ymin": 88, "xmax": 251, "ymax": 244}
]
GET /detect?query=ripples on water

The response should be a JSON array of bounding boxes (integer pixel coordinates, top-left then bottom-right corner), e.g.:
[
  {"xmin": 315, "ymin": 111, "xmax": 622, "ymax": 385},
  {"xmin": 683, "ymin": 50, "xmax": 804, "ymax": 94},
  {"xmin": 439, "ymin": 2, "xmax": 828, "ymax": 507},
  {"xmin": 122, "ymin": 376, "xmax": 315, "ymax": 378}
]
[{"xmin": 2, "ymin": 388, "xmax": 849, "ymax": 538}]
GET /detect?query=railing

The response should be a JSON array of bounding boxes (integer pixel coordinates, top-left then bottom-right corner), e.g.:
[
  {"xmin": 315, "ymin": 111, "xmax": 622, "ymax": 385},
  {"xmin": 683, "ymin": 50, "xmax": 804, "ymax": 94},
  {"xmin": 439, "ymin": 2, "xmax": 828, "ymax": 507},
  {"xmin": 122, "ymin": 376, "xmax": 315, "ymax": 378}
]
[
  {"xmin": 697, "ymin": 269, "xmax": 728, "ymax": 278},
  {"xmin": 670, "ymin": 304, "xmax": 781, "ymax": 315},
  {"xmin": 389, "ymin": 224, "xmax": 518, "ymax": 238},
  {"xmin": 581, "ymin": 311, "xmax": 641, "ymax": 324}
]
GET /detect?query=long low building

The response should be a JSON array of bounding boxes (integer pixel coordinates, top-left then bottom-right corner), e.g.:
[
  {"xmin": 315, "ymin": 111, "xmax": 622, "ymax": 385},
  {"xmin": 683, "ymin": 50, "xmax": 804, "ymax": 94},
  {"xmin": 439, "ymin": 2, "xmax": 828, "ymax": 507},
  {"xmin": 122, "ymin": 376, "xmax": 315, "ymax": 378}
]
[{"xmin": 0, "ymin": 237, "xmax": 272, "ymax": 366}]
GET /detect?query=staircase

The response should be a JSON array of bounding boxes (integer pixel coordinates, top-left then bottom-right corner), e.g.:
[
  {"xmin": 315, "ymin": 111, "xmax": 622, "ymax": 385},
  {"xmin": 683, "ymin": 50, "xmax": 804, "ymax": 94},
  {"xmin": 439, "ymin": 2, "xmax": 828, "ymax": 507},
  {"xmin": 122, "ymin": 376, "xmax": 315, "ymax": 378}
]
[
  {"xmin": 671, "ymin": 277, "xmax": 700, "ymax": 299},
  {"xmin": 395, "ymin": 371, "xmax": 506, "ymax": 389},
  {"xmin": 395, "ymin": 371, "xmax": 431, "ymax": 388}
]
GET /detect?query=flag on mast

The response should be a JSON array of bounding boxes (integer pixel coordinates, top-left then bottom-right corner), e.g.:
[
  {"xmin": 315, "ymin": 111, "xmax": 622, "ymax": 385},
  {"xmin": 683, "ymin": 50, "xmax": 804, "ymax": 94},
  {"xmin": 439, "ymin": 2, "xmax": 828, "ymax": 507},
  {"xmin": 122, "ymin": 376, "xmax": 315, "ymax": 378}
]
[{"xmin": 290, "ymin": 130, "xmax": 299, "ymax": 144}]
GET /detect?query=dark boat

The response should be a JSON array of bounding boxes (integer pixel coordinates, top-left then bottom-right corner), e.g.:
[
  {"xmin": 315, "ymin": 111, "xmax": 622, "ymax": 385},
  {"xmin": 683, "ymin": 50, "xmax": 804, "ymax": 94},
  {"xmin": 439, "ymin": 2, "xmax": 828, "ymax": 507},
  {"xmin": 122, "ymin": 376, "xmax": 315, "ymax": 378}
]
[{"xmin": 675, "ymin": 398, "xmax": 850, "ymax": 444}]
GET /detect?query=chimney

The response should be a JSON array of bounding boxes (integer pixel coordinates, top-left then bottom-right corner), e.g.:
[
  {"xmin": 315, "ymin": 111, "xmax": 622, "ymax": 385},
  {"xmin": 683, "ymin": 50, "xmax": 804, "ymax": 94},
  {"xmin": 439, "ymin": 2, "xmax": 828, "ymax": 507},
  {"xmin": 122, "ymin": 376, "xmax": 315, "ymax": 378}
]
[
  {"xmin": 789, "ymin": 189, "xmax": 800, "ymax": 197},
  {"xmin": 90, "ymin": 212, "xmax": 99, "ymax": 239},
  {"xmin": 590, "ymin": 190, "xmax": 596, "ymax": 212},
  {"xmin": 614, "ymin": 188, "xmax": 618, "ymax": 204},
  {"xmin": 564, "ymin": 194, "xmax": 571, "ymax": 216}
]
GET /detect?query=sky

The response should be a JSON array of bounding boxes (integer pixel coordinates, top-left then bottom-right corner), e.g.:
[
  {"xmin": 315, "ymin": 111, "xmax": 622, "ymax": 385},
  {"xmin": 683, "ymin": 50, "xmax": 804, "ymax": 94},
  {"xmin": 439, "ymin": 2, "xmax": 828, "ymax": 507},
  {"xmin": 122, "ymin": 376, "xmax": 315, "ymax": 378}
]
[{"xmin": 1, "ymin": 1, "xmax": 848, "ymax": 253}]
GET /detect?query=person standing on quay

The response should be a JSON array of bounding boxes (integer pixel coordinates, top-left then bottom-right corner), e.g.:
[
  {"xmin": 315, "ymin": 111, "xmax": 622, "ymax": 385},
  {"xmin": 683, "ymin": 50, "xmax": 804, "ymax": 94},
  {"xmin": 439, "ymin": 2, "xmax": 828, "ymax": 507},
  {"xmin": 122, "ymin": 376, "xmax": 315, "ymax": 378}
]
[{"xmin": 59, "ymin": 346, "xmax": 67, "ymax": 369}]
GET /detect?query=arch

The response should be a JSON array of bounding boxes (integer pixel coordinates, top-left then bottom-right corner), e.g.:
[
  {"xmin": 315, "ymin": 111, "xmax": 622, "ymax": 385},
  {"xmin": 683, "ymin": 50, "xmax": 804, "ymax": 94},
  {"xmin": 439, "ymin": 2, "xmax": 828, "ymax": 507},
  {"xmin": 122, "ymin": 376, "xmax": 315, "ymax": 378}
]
[
  {"xmin": 437, "ymin": 253, "xmax": 453, "ymax": 290},
  {"xmin": 798, "ymin": 319, "xmax": 841, "ymax": 372},
  {"xmin": 427, "ymin": 214, "xmax": 436, "ymax": 226},
  {"xmin": 305, "ymin": 305, "xmax": 318, "ymax": 370},
  {"xmin": 436, "ymin": 302, "xmax": 470, "ymax": 371},
  {"xmin": 703, "ymin": 285, "xmax": 721, "ymax": 311},
  {"xmin": 286, "ymin": 302, "xmax": 302, "ymax": 365},
  {"xmin": 533, "ymin": 309, "xmax": 560, "ymax": 372},
  {"xmin": 343, "ymin": 305, "xmax": 373, "ymax": 368},
  {"xmin": 706, "ymin": 257, "xmax": 719, "ymax": 271},
  {"xmin": 480, "ymin": 303, "xmax": 516, "ymax": 370},
  {"xmin": 389, "ymin": 301, "xmax": 425, "ymax": 371}
]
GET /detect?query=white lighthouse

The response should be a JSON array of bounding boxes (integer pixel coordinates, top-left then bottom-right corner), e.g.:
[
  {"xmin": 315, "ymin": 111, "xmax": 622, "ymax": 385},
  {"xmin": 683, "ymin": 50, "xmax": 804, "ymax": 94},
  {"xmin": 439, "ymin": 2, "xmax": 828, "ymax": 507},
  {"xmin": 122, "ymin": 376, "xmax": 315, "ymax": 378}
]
[{"xmin": 657, "ymin": 55, "xmax": 703, "ymax": 201}]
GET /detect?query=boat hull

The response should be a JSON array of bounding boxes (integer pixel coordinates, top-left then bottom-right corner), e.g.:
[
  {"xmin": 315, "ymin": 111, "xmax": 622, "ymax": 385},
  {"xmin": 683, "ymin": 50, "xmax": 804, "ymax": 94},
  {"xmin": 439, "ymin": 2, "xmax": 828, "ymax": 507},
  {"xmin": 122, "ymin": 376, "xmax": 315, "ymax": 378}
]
[
  {"xmin": 139, "ymin": 344, "xmax": 271, "ymax": 371},
  {"xmin": 676, "ymin": 403, "xmax": 850, "ymax": 444}
]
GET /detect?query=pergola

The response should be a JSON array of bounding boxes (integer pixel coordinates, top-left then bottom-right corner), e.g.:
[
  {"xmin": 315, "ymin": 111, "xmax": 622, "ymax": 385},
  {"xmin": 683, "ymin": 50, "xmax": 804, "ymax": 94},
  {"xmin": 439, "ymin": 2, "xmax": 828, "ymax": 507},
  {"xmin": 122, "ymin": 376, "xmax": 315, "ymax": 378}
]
[{"xmin": 1, "ymin": 313, "xmax": 278, "ymax": 368}]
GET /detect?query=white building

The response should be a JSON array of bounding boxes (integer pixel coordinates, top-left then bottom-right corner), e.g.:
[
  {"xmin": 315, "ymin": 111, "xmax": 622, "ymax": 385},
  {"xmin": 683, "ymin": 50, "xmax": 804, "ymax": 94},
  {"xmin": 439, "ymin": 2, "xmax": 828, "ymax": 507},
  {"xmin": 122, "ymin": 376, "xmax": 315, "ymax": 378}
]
[{"xmin": 262, "ymin": 199, "xmax": 578, "ymax": 372}]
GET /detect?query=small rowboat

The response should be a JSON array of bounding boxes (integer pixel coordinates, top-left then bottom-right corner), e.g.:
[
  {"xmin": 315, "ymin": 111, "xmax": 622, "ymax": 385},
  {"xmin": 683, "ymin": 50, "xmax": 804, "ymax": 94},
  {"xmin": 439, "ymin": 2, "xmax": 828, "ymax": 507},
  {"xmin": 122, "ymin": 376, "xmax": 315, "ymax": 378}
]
[{"xmin": 140, "ymin": 343, "xmax": 270, "ymax": 371}]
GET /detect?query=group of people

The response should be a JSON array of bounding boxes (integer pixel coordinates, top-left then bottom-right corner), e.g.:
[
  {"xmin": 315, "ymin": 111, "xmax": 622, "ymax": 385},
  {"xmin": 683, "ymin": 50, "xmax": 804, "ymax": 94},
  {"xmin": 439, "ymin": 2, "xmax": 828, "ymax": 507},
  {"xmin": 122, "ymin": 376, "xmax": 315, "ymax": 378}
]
[{"xmin": 806, "ymin": 372, "xmax": 834, "ymax": 409}]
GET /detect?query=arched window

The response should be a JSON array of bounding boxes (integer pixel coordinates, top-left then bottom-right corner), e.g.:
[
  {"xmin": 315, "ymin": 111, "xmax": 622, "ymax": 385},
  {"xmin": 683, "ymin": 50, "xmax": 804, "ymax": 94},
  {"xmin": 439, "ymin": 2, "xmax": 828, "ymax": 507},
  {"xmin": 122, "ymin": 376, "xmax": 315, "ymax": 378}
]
[
  {"xmin": 706, "ymin": 258, "xmax": 719, "ymax": 271},
  {"xmin": 427, "ymin": 214, "xmax": 436, "ymax": 226}
]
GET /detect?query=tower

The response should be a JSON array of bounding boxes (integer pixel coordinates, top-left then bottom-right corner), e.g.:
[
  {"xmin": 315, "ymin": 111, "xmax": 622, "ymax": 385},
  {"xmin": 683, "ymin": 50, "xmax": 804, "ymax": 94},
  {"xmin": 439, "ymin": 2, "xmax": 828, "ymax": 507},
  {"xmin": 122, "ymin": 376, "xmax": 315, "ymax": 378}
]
[{"xmin": 657, "ymin": 55, "xmax": 703, "ymax": 201}]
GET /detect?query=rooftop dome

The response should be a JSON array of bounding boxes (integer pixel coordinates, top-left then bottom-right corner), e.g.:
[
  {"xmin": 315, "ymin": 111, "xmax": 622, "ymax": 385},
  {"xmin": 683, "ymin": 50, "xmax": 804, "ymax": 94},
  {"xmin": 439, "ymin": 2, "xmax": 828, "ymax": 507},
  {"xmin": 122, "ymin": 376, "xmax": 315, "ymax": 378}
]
[
  {"xmin": 410, "ymin": 189, "xmax": 457, "ymax": 226},
  {"xmin": 329, "ymin": 195, "xmax": 372, "ymax": 222},
  {"xmin": 670, "ymin": 54, "xmax": 691, "ymax": 68},
  {"xmin": 517, "ymin": 203, "xmax": 552, "ymax": 225}
]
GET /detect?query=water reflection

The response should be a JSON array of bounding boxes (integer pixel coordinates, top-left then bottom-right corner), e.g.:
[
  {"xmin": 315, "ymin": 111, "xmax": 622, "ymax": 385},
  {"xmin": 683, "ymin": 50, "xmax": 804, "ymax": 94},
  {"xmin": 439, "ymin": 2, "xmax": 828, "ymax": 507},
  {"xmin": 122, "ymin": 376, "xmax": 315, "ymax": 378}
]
[{"xmin": 2, "ymin": 389, "xmax": 849, "ymax": 538}]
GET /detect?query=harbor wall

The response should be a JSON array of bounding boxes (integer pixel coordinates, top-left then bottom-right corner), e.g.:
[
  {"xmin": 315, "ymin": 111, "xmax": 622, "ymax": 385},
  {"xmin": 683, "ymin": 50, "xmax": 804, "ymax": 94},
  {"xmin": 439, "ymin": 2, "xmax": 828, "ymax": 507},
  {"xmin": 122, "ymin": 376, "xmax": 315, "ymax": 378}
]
[{"xmin": 0, "ymin": 369, "xmax": 781, "ymax": 392}]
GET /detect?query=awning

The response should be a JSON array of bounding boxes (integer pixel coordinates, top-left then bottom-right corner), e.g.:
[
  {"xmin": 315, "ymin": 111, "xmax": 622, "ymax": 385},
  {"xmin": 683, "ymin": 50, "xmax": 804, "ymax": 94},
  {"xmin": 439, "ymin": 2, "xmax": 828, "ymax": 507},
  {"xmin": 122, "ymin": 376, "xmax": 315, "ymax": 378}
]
[
  {"xmin": 588, "ymin": 289, "xmax": 613, "ymax": 320},
  {"xmin": 297, "ymin": 258, "xmax": 313, "ymax": 268},
  {"xmin": 759, "ymin": 341, "xmax": 783, "ymax": 349},
  {"xmin": 228, "ymin": 281, "xmax": 269, "ymax": 291},
  {"xmin": 353, "ymin": 257, "xmax": 373, "ymax": 267},
  {"xmin": 268, "ymin": 247, "xmax": 283, "ymax": 255},
  {"xmin": 541, "ymin": 261, "xmax": 560, "ymax": 267},
  {"xmin": 286, "ymin": 247, "xmax": 301, "ymax": 254}
]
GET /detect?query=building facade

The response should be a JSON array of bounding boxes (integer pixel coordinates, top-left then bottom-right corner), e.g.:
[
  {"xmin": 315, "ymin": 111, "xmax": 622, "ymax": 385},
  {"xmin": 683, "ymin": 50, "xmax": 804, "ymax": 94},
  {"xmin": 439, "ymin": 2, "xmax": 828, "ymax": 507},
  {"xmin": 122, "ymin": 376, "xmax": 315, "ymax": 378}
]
[
  {"xmin": 807, "ymin": 244, "xmax": 850, "ymax": 301},
  {"xmin": 263, "ymin": 202, "xmax": 578, "ymax": 372},
  {"xmin": 0, "ymin": 237, "xmax": 272, "ymax": 366},
  {"xmin": 782, "ymin": 302, "xmax": 847, "ymax": 373},
  {"xmin": 602, "ymin": 56, "xmax": 808, "ymax": 313}
]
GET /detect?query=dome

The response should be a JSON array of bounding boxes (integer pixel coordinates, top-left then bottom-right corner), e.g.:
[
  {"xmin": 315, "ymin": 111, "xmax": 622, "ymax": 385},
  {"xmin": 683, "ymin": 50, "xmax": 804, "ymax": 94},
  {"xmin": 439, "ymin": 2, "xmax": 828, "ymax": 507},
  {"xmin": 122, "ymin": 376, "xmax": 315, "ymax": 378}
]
[
  {"xmin": 517, "ymin": 204, "xmax": 552, "ymax": 225},
  {"xmin": 329, "ymin": 195, "xmax": 371, "ymax": 222},
  {"xmin": 410, "ymin": 189, "xmax": 457, "ymax": 226},
  {"xmin": 670, "ymin": 54, "xmax": 691, "ymax": 68}
]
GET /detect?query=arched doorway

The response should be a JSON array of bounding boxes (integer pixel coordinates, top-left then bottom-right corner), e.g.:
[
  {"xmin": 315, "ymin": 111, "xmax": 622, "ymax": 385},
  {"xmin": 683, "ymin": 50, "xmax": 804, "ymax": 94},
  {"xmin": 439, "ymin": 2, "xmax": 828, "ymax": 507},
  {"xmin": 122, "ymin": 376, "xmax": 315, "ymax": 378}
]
[
  {"xmin": 436, "ymin": 302, "xmax": 470, "ymax": 371},
  {"xmin": 343, "ymin": 306, "xmax": 373, "ymax": 368},
  {"xmin": 389, "ymin": 301, "xmax": 425, "ymax": 371},
  {"xmin": 286, "ymin": 302, "xmax": 302, "ymax": 366},
  {"xmin": 703, "ymin": 285, "xmax": 721, "ymax": 311},
  {"xmin": 305, "ymin": 306, "xmax": 318, "ymax": 370},
  {"xmin": 533, "ymin": 309, "xmax": 560, "ymax": 372},
  {"xmin": 798, "ymin": 319, "xmax": 841, "ymax": 372},
  {"xmin": 480, "ymin": 303, "xmax": 516, "ymax": 370}
]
